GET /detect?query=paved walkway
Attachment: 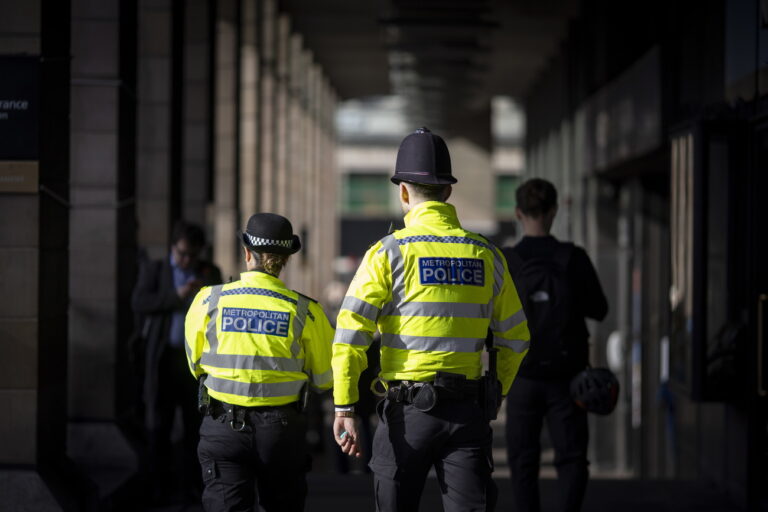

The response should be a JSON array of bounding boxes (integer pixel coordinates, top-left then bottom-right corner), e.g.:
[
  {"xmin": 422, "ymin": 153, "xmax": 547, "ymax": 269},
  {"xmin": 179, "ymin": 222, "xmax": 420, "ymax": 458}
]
[
  {"xmin": 305, "ymin": 474, "xmax": 743, "ymax": 511},
  {"xmin": 145, "ymin": 473, "xmax": 744, "ymax": 511}
]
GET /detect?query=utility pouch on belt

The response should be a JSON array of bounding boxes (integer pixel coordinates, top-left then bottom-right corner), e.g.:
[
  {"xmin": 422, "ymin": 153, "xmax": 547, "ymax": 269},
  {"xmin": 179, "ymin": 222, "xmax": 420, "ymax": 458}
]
[
  {"xmin": 411, "ymin": 383, "xmax": 438, "ymax": 412},
  {"xmin": 297, "ymin": 382, "xmax": 309, "ymax": 413},
  {"xmin": 433, "ymin": 371, "xmax": 468, "ymax": 392},
  {"xmin": 482, "ymin": 328, "xmax": 502, "ymax": 421},
  {"xmin": 198, "ymin": 375, "xmax": 210, "ymax": 415}
]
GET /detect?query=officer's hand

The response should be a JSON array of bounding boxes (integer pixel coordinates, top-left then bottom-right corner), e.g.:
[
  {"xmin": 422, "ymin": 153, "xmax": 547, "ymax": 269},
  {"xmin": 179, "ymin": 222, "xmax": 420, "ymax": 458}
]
[{"xmin": 333, "ymin": 416, "xmax": 362, "ymax": 458}]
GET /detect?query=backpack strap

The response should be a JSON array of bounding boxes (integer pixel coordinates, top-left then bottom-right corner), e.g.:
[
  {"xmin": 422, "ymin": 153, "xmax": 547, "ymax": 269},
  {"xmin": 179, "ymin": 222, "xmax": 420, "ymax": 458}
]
[
  {"xmin": 502, "ymin": 246, "xmax": 525, "ymax": 278},
  {"xmin": 552, "ymin": 242, "xmax": 575, "ymax": 269}
]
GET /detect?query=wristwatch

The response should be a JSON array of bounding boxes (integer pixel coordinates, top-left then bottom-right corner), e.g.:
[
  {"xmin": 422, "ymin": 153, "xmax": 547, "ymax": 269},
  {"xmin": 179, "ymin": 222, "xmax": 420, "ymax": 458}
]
[{"xmin": 335, "ymin": 404, "xmax": 355, "ymax": 417}]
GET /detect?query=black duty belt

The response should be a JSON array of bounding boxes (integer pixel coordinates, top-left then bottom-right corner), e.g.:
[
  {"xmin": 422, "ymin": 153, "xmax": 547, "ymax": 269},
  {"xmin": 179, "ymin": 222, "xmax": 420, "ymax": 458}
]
[
  {"xmin": 208, "ymin": 398, "xmax": 297, "ymax": 431},
  {"xmin": 387, "ymin": 372, "xmax": 481, "ymax": 405}
]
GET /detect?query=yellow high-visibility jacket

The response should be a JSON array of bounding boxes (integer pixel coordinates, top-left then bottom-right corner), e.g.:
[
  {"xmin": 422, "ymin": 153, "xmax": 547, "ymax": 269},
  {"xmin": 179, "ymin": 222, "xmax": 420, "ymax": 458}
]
[
  {"xmin": 185, "ymin": 271, "xmax": 334, "ymax": 407},
  {"xmin": 332, "ymin": 201, "xmax": 530, "ymax": 405}
]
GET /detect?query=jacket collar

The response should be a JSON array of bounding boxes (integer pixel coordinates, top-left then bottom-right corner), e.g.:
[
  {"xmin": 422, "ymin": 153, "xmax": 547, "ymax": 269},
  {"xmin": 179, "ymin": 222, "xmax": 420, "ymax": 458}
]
[
  {"xmin": 240, "ymin": 270, "xmax": 286, "ymax": 288},
  {"xmin": 404, "ymin": 201, "xmax": 461, "ymax": 229}
]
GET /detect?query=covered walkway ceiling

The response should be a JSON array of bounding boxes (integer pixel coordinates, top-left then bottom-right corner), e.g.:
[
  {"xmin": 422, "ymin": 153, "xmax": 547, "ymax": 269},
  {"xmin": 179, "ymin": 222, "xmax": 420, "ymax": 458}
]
[{"xmin": 281, "ymin": 0, "xmax": 579, "ymax": 136}]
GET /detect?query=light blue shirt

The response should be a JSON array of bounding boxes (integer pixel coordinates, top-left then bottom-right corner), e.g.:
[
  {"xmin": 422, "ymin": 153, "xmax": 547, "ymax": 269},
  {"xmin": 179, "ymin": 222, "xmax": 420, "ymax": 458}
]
[{"xmin": 169, "ymin": 253, "xmax": 196, "ymax": 347}]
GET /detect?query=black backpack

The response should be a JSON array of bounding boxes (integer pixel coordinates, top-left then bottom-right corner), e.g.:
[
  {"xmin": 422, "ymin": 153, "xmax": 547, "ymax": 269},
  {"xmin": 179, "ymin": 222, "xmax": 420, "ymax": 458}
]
[{"xmin": 503, "ymin": 242, "xmax": 575, "ymax": 376}]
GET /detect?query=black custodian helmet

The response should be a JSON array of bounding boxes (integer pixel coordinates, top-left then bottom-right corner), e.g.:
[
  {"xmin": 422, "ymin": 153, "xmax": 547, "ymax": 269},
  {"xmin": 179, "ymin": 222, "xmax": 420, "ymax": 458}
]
[{"xmin": 391, "ymin": 127, "xmax": 457, "ymax": 186}]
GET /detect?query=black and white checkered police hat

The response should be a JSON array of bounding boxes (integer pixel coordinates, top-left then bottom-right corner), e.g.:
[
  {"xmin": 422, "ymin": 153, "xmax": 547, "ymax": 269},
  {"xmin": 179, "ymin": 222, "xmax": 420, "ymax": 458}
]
[{"xmin": 240, "ymin": 213, "xmax": 301, "ymax": 255}]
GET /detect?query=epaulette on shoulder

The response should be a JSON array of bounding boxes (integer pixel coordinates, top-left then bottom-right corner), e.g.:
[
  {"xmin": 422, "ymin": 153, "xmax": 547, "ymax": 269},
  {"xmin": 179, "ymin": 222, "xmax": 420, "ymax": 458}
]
[
  {"xmin": 474, "ymin": 232, "xmax": 500, "ymax": 251},
  {"xmin": 293, "ymin": 291, "xmax": 317, "ymax": 321},
  {"xmin": 294, "ymin": 291, "xmax": 319, "ymax": 304}
]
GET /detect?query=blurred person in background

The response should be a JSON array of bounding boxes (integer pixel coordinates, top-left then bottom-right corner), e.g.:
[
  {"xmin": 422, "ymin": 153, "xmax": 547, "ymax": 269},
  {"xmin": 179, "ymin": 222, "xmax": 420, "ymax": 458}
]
[
  {"xmin": 131, "ymin": 221, "xmax": 222, "ymax": 504},
  {"xmin": 502, "ymin": 178, "xmax": 608, "ymax": 512}
]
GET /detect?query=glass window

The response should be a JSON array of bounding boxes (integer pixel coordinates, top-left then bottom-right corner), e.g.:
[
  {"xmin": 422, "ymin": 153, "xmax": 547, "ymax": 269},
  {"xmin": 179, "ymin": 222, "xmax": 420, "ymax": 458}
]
[
  {"xmin": 343, "ymin": 173, "xmax": 390, "ymax": 215},
  {"xmin": 496, "ymin": 175, "xmax": 520, "ymax": 216},
  {"xmin": 669, "ymin": 132, "xmax": 694, "ymax": 392}
]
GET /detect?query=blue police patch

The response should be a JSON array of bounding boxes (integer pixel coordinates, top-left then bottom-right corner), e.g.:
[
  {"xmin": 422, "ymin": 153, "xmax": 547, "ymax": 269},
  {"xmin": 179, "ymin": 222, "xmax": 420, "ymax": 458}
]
[
  {"xmin": 221, "ymin": 307, "xmax": 291, "ymax": 337},
  {"xmin": 418, "ymin": 257, "xmax": 485, "ymax": 286}
]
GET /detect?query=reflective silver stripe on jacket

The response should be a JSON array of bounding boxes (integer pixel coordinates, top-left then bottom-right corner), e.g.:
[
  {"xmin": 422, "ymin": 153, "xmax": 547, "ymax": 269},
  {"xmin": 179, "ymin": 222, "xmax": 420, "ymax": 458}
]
[
  {"xmin": 493, "ymin": 336, "xmax": 530, "ymax": 353},
  {"xmin": 200, "ymin": 352, "xmax": 304, "ymax": 373},
  {"xmin": 491, "ymin": 248, "xmax": 505, "ymax": 297},
  {"xmin": 291, "ymin": 294, "xmax": 310, "ymax": 358},
  {"xmin": 340, "ymin": 295, "xmax": 381, "ymax": 323},
  {"xmin": 490, "ymin": 308, "xmax": 527, "ymax": 333},
  {"xmin": 382, "ymin": 301, "xmax": 489, "ymax": 319},
  {"xmin": 308, "ymin": 368, "xmax": 333, "ymax": 388},
  {"xmin": 185, "ymin": 341, "xmax": 197, "ymax": 371},
  {"xmin": 205, "ymin": 285, "xmax": 224, "ymax": 355},
  {"xmin": 333, "ymin": 328, "xmax": 373, "ymax": 346},
  {"xmin": 381, "ymin": 333, "xmax": 485, "ymax": 353},
  {"xmin": 205, "ymin": 375, "xmax": 306, "ymax": 398},
  {"xmin": 379, "ymin": 234, "xmax": 404, "ymax": 317}
]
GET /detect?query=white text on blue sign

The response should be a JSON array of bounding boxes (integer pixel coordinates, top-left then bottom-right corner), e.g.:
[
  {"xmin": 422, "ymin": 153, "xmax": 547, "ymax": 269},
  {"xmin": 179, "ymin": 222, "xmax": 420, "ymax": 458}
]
[
  {"xmin": 221, "ymin": 307, "xmax": 290, "ymax": 337},
  {"xmin": 419, "ymin": 257, "xmax": 485, "ymax": 286}
]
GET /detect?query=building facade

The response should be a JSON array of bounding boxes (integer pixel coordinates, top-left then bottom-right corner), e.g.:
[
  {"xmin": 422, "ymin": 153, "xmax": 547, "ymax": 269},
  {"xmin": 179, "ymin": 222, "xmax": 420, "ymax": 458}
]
[
  {"xmin": 523, "ymin": 0, "xmax": 768, "ymax": 507},
  {"xmin": 0, "ymin": 0, "xmax": 337, "ymax": 507}
]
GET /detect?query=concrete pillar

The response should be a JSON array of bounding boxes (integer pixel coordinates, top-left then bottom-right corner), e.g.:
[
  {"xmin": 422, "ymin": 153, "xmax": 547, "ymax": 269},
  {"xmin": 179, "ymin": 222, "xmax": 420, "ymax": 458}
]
[
  {"xmin": 274, "ymin": 14, "xmax": 290, "ymax": 216},
  {"xmin": 259, "ymin": 0, "xmax": 277, "ymax": 212},
  {"xmin": 182, "ymin": 0, "xmax": 212, "ymax": 226},
  {"xmin": 0, "ymin": 0, "xmax": 71, "ymax": 508},
  {"xmin": 212, "ymin": 0, "xmax": 240, "ymax": 280},
  {"xmin": 283, "ymin": 34, "xmax": 304, "ymax": 291},
  {"xmin": 69, "ymin": 0, "xmax": 122, "ymax": 422},
  {"xmin": 0, "ymin": 0, "xmax": 44, "ymax": 470},
  {"xmin": 239, "ymin": 0, "xmax": 260, "ymax": 219},
  {"xmin": 305, "ymin": 62, "xmax": 319, "ymax": 296},
  {"xmin": 136, "ymin": 0, "xmax": 172, "ymax": 259},
  {"xmin": 320, "ymin": 78, "xmax": 338, "ymax": 297},
  {"xmin": 67, "ymin": 0, "xmax": 139, "ymax": 500}
]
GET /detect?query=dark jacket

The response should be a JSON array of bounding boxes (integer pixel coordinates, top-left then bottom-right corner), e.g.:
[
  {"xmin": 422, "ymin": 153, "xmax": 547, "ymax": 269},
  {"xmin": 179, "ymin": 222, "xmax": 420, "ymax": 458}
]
[{"xmin": 131, "ymin": 257, "xmax": 222, "ymax": 429}]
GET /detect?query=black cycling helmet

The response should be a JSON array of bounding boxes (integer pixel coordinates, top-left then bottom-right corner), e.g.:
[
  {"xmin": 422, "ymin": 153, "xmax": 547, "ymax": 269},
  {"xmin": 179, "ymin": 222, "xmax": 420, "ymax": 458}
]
[{"xmin": 570, "ymin": 367, "xmax": 619, "ymax": 415}]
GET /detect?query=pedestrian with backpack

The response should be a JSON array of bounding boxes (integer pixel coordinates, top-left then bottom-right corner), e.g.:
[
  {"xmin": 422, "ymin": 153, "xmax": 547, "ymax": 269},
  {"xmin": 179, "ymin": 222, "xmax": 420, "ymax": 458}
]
[{"xmin": 502, "ymin": 178, "xmax": 608, "ymax": 512}]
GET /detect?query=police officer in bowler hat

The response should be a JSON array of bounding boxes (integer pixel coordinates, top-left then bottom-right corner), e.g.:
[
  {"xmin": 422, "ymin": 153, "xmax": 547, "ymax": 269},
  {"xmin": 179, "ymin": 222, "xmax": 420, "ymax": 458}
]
[
  {"xmin": 184, "ymin": 213, "xmax": 334, "ymax": 512},
  {"xmin": 331, "ymin": 128, "xmax": 531, "ymax": 511}
]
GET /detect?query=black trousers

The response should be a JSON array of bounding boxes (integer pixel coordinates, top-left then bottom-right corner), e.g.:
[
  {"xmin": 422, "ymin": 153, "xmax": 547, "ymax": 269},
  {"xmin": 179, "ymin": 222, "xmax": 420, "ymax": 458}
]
[
  {"xmin": 197, "ymin": 405, "xmax": 309, "ymax": 512},
  {"xmin": 369, "ymin": 397, "xmax": 496, "ymax": 512},
  {"xmin": 150, "ymin": 345, "xmax": 201, "ymax": 491},
  {"xmin": 505, "ymin": 376, "xmax": 589, "ymax": 512}
]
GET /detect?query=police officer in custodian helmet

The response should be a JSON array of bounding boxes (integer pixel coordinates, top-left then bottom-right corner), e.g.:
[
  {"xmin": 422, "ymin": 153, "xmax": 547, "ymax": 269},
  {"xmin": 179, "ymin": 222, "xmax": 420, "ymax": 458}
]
[
  {"xmin": 331, "ymin": 128, "xmax": 531, "ymax": 511},
  {"xmin": 184, "ymin": 213, "xmax": 334, "ymax": 512}
]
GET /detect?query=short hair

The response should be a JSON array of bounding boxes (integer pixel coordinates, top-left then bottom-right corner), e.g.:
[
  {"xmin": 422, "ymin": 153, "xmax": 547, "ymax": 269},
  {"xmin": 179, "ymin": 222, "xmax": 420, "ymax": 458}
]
[
  {"xmin": 171, "ymin": 221, "xmax": 206, "ymax": 248},
  {"xmin": 248, "ymin": 250, "xmax": 290, "ymax": 276},
  {"xmin": 516, "ymin": 178, "xmax": 558, "ymax": 217},
  {"xmin": 403, "ymin": 181, "xmax": 450, "ymax": 202}
]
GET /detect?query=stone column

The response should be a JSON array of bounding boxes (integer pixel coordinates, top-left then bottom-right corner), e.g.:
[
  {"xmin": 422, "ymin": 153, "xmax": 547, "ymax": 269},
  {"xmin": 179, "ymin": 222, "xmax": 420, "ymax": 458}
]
[
  {"xmin": 0, "ymin": 0, "xmax": 70, "ymax": 508},
  {"xmin": 136, "ymin": 0, "xmax": 172, "ymax": 259},
  {"xmin": 274, "ymin": 14, "xmax": 290, "ymax": 216},
  {"xmin": 211, "ymin": 0, "xmax": 240, "ymax": 280},
  {"xmin": 66, "ymin": 0, "xmax": 139, "ymax": 499},
  {"xmin": 239, "ymin": 0, "xmax": 260, "ymax": 220},
  {"xmin": 182, "ymin": 0, "xmax": 212, "ymax": 227},
  {"xmin": 259, "ymin": 0, "xmax": 277, "ymax": 212}
]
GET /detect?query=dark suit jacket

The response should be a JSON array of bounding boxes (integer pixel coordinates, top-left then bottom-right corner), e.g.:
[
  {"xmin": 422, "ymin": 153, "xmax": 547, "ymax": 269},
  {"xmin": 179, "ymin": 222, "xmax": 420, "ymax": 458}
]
[{"xmin": 131, "ymin": 257, "xmax": 222, "ymax": 429}]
